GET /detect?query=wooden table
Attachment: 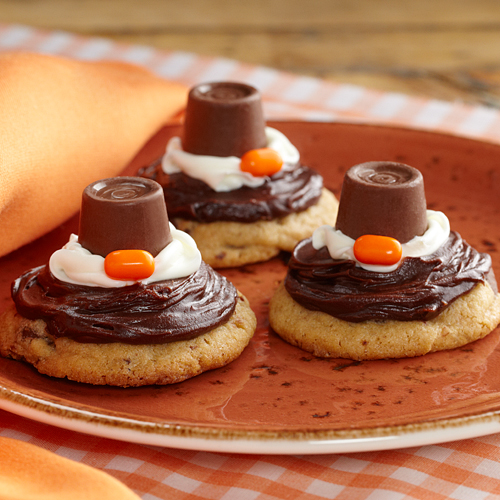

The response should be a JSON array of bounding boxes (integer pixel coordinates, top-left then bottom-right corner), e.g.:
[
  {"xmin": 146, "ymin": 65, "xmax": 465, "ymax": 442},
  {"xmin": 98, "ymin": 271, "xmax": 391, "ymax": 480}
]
[{"xmin": 1, "ymin": 0, "xmax": 499, "ymax": 106}]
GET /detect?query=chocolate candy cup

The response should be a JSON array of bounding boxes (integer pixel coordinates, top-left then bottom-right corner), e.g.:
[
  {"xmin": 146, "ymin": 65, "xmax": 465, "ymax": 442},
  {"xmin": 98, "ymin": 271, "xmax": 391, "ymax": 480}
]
[
  {"xmin": 335, "ymin": 161, "xmax": 427, "ymax": 243},
  {"xmin": 78, "ymin": 177, "xmax": 172, "ymax": 257},
  {"xmin": 182, "ymin": 81, "xmax": 267, "ymax": 158}
]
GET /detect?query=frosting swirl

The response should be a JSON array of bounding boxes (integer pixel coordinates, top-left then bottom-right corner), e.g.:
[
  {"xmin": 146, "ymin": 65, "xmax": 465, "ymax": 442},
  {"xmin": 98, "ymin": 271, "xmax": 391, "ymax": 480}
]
[
  {"xmin": 49, "ymin": 224, "xmax": 201, "ymax": 288},
  {"xmin": 140, "ymin": 128, "xmax": 323, "ymax": 223},
  {"xmin": 142, "ymin": 161, "xmax": 322, "ymax": 223},
  {"xmin": 162, "ymin": 127, "xmax": 300, "ymax": 192},
  {"xmin": 12, "ymin": 262, "xmax": 238, "ymax": 344},
  {"xmin": 312, "ymin": 210, "xmax": 450, "ymax": 272},
  {"xmin": 284, "ymin": 232, "xmax": 494, "ymax": 322}
]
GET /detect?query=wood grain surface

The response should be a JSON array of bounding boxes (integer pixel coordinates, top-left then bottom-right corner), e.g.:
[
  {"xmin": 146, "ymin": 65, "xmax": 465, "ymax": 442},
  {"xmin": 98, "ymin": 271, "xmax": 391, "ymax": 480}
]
[{"xmin": 1, "ymin": 0, "xmax": 500, "ymax": 106}]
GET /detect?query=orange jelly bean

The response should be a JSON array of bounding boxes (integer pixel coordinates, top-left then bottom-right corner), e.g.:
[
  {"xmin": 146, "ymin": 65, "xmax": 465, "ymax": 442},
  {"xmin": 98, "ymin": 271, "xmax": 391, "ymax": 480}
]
[
  {"xmin": 240, "ymin": 148, "xmax": 283, "ymax": 177},
  {"xmin": 353, "ymin": 234, "xmax": 402, "ymax": 266},
  {"xmin": 104, "ymin": 249, "xmax": 155, "ymax": 281}
]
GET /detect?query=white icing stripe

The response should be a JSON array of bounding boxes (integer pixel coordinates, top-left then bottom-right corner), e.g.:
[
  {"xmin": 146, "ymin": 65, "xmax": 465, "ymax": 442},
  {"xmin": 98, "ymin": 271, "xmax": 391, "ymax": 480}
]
[
  {"xmin": 161, "ymin": 127, "xmax": 300, "ymax": 192},
  {"xmin": 312, "ymin": 210, "xmax": 450, "ymax": 273},
  {"xmin": 401, "ymin": 211, "xmax": 450, "ymax": 258},
  {"xmin": 49, "ymin": 223, "xmax": 201, "ymax": 288}
]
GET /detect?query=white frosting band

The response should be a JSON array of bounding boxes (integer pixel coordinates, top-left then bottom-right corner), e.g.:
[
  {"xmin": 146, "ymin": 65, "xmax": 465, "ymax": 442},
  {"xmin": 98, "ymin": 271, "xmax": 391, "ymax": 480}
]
[
  {"xmin": 161, "ymin": 127, "xmax": 300, "ymax": 192},
  {"xmin": 49, "ymin": 223, "xmax": 202, "ymax": 288},
  {"xmin": 312, "ymin": 210, "xmax": 451, "ymax": 273}
]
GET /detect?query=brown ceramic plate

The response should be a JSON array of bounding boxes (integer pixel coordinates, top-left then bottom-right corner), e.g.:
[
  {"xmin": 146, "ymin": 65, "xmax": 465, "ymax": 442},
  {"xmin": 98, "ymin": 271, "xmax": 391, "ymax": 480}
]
[{"xmin": 1, "ymin": 121, "xmax": 500, "ymax": 455}]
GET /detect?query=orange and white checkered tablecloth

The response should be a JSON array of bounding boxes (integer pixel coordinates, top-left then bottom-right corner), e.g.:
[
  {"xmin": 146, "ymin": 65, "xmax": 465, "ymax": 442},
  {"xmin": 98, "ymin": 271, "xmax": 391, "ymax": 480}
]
[{"xmin": 2, "ymin": 23, "xmax": 500, "ymax": 500}]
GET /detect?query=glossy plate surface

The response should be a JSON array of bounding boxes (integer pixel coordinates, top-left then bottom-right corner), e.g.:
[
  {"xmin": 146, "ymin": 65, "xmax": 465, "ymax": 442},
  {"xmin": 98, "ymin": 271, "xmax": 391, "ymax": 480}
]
[{"xmin": 1, "ymin": 121, "xmax": 500, "ymax": 455}]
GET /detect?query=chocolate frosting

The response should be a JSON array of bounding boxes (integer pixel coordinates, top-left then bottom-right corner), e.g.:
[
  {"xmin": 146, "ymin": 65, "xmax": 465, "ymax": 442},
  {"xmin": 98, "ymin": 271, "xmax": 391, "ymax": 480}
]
[
  {"xmin": 12, "ymin": 262, "xmax": 238, "ymax": 344},
  {"xmin": 284, "ymin": 232, "xmax": 494, "ymax": 322},
  {"xmin": 141, "ymin": 161, "xmax": 323, "ymax": 222}
]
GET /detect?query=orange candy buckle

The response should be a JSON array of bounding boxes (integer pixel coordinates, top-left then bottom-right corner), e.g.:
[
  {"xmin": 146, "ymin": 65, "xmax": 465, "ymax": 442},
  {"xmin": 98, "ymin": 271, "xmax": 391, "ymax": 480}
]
[
  {"xmin": 353, "ymin": 234, "xmax": 402, "ymax": 266},
  {"xmin": 240, "ymin": 148, "xmax": 283, "ymax": 177},
  {"xmin": 104, "ymin": 249, "xmax": 155, "ymax": 281}
]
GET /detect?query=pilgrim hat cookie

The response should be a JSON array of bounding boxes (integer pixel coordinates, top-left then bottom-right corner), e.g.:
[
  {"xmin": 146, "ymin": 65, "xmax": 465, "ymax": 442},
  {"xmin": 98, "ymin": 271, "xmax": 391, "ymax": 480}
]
[
  {"xmin": 269, "ymin": 161, "xmax": 500, "ymax": 360},
  {"xmin": 140, "ymin": 81, "xmax": 338, "ymax": 268},
  {"xmin": 0, "ymin": 177, "xmax": 256, "ymax": 386}
]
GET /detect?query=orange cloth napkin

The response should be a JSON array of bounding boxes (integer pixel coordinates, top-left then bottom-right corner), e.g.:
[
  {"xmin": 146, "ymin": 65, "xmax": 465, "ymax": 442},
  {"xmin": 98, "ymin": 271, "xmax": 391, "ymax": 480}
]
[
  {"xmin": 0, "ymin": 436, "xmax": 140, "ymax": 500},
  {"xmin": 0, "ymin": 51, "xmax": 187, "ymax": 257}
]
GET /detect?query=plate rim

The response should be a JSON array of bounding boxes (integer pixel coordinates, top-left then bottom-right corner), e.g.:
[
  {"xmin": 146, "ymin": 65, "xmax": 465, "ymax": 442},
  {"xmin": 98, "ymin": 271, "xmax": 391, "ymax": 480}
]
[{"xmin": 2, "ymin": 383, "xmax": 500, "ymax": 454}]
